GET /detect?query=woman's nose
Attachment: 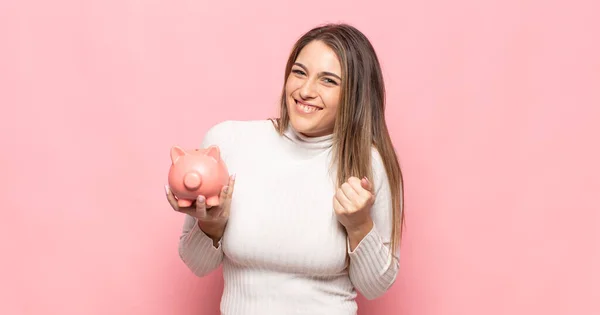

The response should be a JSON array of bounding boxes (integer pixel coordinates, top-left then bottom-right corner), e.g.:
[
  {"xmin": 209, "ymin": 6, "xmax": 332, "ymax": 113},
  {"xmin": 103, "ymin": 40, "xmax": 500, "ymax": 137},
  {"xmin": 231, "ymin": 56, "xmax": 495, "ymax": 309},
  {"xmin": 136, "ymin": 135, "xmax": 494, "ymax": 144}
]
[{"xmin": 299, "ymin": 79, "xmax": 317, "ymax": 99}]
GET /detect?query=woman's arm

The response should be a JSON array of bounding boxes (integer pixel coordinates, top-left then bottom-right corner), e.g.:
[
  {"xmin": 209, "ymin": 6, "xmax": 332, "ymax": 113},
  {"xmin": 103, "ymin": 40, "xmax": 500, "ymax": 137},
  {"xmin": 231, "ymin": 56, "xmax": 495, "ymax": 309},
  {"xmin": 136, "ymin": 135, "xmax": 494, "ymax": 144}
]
[
  {"xmin": 178, "ymin": 214, "xmax": 224, "ymax": 277},
  {"xmin": 347, "ymin": 151, "xmax": 401, "ymax": 300},
  {"xmin": 176, "ymin": 120, "xmax": 235, "ymax": 277}
]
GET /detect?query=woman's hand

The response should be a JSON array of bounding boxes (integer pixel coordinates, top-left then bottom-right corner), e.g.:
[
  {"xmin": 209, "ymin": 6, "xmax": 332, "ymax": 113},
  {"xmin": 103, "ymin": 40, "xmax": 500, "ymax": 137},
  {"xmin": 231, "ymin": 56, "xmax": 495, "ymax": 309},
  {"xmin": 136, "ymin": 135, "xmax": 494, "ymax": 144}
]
[
  {"xmin": 333, "ymin": 176, "xmax": 375, "ymax": 249},
  {"xmin": 166, "ymin": 174, "xmax": 236, "ymax": 241}
]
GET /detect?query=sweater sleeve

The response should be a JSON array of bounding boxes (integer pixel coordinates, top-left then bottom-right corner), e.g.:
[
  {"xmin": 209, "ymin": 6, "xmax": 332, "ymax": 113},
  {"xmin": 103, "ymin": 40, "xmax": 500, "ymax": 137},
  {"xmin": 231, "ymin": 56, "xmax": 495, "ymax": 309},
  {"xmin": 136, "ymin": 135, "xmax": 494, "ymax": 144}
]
[
  {"xmin": 178, "ymin": 214, "xmax": 224, "ymax": 276},
  {"xmin": 347, "ymin": 149, "xmax": 401, "ymax": 300},
  {"xmin": 177, "ymin": 120, "xmax": 234, "ymax": 277}
]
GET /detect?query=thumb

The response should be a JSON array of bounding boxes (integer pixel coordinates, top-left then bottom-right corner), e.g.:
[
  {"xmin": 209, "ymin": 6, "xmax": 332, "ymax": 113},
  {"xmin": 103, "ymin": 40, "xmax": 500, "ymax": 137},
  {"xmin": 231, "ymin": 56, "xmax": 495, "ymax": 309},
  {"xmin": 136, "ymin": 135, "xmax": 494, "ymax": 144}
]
[{"xmin": 361, "ymin": 176, "xmax": 373, "ymax": 192}]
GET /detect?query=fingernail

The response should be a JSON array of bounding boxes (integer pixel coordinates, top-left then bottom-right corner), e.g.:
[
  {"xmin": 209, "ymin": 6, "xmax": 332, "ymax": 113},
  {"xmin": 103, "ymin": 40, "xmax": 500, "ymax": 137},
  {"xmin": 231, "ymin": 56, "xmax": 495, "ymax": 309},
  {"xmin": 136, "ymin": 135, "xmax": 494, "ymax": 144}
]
[
  {"xmin": 198, "ymin": 196, "xmax": 205, "ymax": 203},
  {"xmin": 232, "ymin": 174, "xmax": 236, "ymax": 180},
  {"xmin": 164, "ymin": 185, "xmax": 169, "ymax": 194},
  {"xmin": 223, "ymin": 186, "xmax": 229, "ymax": 193}
]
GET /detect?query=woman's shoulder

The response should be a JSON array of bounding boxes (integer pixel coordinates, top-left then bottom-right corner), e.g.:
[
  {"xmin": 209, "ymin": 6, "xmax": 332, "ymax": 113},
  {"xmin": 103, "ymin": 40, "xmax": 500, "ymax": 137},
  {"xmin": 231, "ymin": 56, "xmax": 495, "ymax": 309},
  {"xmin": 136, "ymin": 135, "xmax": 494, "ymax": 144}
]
[
  {"xmin": 206, "ymin": 119, "xmax": 275, "ymax": 134},
  {"xmin": 202, "ymin": 119, "xmax": 276, "ymax": 144}
]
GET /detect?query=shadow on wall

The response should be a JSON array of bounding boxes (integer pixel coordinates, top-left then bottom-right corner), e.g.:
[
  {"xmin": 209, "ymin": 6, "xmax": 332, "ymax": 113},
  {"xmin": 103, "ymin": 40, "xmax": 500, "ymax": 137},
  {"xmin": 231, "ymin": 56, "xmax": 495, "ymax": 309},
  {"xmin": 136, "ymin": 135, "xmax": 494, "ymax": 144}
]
[
  {"xmin": 178, "ymin": 269, "xmax": 225, "ymax": 315},
  {"xmin": 357, "ymin": 292, "xmax": 401, "ymax": 315}
]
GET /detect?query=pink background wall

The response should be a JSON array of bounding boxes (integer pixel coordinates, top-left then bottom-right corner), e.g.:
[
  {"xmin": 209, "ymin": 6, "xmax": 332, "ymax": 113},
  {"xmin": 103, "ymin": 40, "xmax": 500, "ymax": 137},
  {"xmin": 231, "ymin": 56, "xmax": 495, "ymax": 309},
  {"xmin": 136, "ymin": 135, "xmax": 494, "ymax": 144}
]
[{"xmin": 1, "ymin": 0, "xmax": 599, "ymax": 314}]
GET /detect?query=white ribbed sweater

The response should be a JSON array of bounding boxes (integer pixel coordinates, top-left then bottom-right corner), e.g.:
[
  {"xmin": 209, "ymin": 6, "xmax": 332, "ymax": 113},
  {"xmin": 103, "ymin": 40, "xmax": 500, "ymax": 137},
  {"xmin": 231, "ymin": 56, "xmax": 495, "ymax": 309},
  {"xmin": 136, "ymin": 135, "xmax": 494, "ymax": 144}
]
[{"xmin": 178, "ymin": 120, "xmax": 400, "ymax": 315}]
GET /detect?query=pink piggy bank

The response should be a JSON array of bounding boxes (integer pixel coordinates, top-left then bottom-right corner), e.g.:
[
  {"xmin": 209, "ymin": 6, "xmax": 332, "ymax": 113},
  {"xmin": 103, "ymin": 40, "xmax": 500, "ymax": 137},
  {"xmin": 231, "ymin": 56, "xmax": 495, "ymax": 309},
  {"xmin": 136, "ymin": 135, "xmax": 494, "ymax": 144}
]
[{"xmin": 168, "ymin": 145, "xmax": 230, "ymax": 208}]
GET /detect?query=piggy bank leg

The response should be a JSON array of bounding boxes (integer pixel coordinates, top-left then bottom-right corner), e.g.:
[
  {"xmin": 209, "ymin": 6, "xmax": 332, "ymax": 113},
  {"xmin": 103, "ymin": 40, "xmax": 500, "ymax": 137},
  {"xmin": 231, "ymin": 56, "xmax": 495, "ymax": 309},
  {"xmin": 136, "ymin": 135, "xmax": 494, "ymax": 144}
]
[
  {"xmin": 206, "ymin": 195, "xmax": 220, "ymax": 208},
  {"xmin": 177, "ymin": 199, "xmax": 193, "ymax": 208}
]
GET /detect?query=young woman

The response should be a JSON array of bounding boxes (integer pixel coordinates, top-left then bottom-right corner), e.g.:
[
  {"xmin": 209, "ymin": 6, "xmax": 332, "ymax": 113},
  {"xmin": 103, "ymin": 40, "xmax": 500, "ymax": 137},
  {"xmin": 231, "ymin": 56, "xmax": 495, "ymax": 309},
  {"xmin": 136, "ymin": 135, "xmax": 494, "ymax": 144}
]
[{"xmin": 165, "ymin": 23, "xmax": 404, "ymax": 314}]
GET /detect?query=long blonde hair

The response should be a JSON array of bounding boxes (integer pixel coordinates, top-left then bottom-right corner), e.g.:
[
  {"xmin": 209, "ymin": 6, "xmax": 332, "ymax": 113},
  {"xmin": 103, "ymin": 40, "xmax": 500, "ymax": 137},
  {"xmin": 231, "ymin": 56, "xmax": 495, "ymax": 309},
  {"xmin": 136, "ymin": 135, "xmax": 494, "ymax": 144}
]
[{"xmin": 271, "ymin": 23, "xmax": 404, "ymax": 254}]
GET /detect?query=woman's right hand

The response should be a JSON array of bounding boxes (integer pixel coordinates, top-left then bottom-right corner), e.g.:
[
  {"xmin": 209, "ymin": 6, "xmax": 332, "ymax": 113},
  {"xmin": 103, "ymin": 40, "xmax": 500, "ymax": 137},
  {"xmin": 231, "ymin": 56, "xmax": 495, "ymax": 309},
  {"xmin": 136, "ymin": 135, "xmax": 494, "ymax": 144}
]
[{"xmin": 165, "ymin": 174, "xmax": 236, "ymax": 240}]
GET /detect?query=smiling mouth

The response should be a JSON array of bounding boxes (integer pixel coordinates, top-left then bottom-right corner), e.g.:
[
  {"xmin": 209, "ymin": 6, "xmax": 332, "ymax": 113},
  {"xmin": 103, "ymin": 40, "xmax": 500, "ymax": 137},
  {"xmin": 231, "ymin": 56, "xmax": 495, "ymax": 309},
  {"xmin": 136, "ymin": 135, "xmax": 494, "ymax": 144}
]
[{"xmin": 294, "ymin": 99, "xmax": 323, "ymax": 113}]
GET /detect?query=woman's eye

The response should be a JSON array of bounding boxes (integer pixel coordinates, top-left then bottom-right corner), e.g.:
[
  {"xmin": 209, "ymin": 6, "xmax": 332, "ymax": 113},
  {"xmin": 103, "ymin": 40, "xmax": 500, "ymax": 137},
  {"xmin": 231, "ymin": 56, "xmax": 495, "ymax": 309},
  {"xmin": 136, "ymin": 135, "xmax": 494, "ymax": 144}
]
[
  {"xmin": 292, "ymin": 69, "xmax": 305, "ymax": 75},
  {"xmin": 323, "ymin": 78, "xmax": 338, "ymax": 85}
]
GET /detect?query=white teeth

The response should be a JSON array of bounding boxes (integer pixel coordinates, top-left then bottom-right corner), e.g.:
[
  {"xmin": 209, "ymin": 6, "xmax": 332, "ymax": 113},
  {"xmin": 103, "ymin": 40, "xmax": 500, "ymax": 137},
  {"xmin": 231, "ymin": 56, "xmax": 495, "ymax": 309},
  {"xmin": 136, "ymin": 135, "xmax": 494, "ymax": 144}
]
[{"xmin": 298, "ymin": 103, "xmax": 319, "ymax": 113}]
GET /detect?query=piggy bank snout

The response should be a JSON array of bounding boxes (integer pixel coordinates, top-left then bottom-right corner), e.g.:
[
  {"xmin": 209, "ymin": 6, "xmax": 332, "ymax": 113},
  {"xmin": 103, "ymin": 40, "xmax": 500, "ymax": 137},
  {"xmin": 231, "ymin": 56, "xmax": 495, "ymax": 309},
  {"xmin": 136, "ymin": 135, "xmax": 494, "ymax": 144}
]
[{"xmin": 183, "ymin": 171, "xmax": 202, "ymax": 190}]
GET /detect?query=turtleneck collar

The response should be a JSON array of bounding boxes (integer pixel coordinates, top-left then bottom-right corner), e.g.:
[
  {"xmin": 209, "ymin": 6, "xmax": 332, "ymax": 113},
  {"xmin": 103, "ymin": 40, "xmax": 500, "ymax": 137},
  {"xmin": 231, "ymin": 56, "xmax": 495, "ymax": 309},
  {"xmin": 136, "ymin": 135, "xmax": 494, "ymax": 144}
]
[{"xmin": 282, "ymin": 124, "xmax": 334, "ymax": 158}]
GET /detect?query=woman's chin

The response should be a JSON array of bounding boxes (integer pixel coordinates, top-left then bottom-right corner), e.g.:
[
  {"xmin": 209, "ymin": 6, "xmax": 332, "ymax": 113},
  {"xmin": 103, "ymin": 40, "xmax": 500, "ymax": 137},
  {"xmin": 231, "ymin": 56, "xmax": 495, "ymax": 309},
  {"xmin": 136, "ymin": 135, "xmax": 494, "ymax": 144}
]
[
  {"xmin": 289, "ymin": 117, "xmax": 330, "ymax": 137},
  {"xmin": 290, "ymin": 116, "xmax": 314, "ymax": 134}
]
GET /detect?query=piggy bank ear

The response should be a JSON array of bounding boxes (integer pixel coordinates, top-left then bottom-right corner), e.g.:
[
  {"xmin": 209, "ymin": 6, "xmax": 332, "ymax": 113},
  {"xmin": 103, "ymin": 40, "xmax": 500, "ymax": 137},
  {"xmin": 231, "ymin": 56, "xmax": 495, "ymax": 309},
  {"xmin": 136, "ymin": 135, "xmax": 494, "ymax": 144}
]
[
  {"xmin": 204, "ymin": 145, "xmax": 221, "ymax": 161},
  {"xmin": 170, "ymin": 146, "xmax": 187, "ymax": 164}
]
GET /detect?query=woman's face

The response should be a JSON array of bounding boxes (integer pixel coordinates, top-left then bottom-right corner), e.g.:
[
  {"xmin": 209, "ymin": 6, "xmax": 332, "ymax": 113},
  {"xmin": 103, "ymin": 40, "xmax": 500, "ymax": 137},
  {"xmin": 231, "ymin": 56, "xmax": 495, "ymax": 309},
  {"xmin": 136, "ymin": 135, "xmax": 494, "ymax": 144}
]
[{"xmin": 285, "ymin": 40, "xmax": 342, "ymax": 137}]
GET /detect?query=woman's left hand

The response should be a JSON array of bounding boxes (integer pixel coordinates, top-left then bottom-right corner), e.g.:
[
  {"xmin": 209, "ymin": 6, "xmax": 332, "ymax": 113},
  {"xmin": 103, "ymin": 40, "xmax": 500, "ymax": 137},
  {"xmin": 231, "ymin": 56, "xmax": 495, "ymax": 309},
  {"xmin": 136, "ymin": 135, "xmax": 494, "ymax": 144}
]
[{"xmin": 333, "ymin": 176, "xmax": 375, "ymax": 234}]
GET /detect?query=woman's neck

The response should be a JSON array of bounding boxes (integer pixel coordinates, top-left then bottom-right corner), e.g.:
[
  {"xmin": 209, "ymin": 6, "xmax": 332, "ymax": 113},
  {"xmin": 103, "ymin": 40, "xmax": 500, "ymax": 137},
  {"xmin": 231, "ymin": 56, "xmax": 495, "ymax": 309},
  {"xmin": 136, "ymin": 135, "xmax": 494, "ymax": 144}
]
[{"xmin": 282, "ymin": 124, "xmax": 334, "ymax": 156}]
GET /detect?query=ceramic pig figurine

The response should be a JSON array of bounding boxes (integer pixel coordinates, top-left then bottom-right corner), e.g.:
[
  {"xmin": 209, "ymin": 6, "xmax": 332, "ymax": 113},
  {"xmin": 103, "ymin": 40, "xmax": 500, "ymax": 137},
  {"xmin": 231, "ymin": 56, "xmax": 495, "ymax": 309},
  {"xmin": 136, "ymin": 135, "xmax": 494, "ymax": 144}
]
[{"xmin": 168, "ymin": 145, "xmax": 230, "ymax": 208}]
